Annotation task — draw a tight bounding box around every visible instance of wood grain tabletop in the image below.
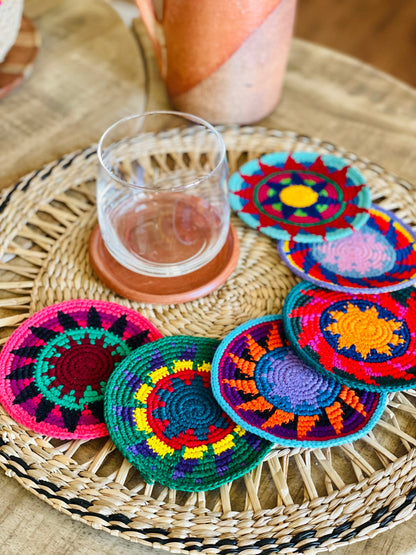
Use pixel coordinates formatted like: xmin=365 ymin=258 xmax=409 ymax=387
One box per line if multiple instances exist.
xmin=0 ymin=1 xmax=415 ymax=554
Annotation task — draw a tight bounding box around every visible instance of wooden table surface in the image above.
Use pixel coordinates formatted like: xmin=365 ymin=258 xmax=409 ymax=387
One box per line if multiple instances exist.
xmin=0 ymin=1 xmax=416 ymax=554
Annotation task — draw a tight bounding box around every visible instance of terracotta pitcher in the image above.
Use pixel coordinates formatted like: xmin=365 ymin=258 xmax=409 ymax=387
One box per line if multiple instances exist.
xmin=135 ymin=0 xmax=297 ymax=124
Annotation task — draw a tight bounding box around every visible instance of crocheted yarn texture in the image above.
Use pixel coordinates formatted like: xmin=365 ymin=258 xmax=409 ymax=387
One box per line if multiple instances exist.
xmin=0 ymin=300 xmax=162 ymax=439
xmin=104 ymin=336 xmax=272 ymax=492
xmin=229 ymin=152 xmax=370 ymax=242
xmin=283 ymin=282 xmax=416 ymax=392
xmin=278 ymin=205 xmax=416 ymax=293
xmin=211 ymin=315 xmax=386 ymax=447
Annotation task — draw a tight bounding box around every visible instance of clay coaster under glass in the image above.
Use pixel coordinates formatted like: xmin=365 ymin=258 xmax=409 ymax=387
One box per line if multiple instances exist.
xmin=278 ymin=205 xmax=416 ymax=293
xmin=283 ymin=282 xmax=416 ymax=392
xmin=89 ymin=224 xmax=240 ymax=304
xmin=0 ymin=16 xmax=40 ymax=99
xmin=104 ymin=336 xmax=271 ymax=492
xmin=0 ymin=300 xmax=162 ymax=439
xmin=229 ymin=152 xmax=370 ymax=243
xmin=211 ymin=315 xmax=386 ymax=447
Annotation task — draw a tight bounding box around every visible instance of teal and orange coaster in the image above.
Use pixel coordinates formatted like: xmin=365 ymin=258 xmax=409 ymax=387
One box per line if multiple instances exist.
xmin=229 ymin=152 xmax=370 ymax=243
xmin=104 ymin=336 xmax=272 ymax=492
xmin=211 ymin=315 xmax=386 ymax=448
xmin=283 ymin=282 xmax=416 ymax=392
xmin=278 ymin=205 xmax=416 ymax=293
xmin=0 ymin=300 xmax=162 ymax=439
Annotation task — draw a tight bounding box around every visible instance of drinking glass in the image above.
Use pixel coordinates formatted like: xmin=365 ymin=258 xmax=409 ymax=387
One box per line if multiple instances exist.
xmin=97 ymin=111 xmax=230 ymax=277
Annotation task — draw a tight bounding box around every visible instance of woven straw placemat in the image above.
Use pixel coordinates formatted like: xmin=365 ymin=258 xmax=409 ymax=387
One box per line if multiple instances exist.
xmin=0 ymin=127 xmax=416 ymax=554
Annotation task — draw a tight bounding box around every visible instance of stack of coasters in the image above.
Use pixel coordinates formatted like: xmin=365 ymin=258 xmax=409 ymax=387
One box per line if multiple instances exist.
xmin=0 ymin=300 xmax=162 ymax=439
xmin=211 ymin=315 xmax=386 ymax=447
xmin=278 ymin=205 xmax=416 ymax=293
xmin=283 ymin=282 xmax=416 ymax=392
xmin=229 ymin=152 xmax=370 ymax=243
xmin=104 ymin=336 xmax=271 ymax=492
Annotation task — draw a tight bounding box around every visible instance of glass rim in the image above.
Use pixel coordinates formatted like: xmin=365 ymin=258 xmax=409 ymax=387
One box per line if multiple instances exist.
xmin=97 ymin=110 xmax=227 ymax=191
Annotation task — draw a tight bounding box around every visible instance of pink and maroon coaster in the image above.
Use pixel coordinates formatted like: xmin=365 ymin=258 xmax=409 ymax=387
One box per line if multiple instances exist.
xmin=0 ymin=299 xmax=162 ymax=439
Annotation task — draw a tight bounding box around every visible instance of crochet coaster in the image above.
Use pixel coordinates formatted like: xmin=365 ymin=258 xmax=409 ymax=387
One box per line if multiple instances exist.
xmin=211 ymin=315 xmax=386 ymax=447
xmin=278 ymin=205 xmax=416 ymax=293
xmin=104 ymin=336 xmax=272 ymax=491
xmin=229 ymin=152 xmax=370 ymax=242
xmin=0 ymin=300 xmax=162 ymax=439
xmin=283 ymin=282 xmax=416 ymax=391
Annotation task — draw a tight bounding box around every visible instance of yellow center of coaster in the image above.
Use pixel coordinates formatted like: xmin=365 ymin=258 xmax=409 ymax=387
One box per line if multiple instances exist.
xmin=279 ymin=185 xmax=319 ymax=208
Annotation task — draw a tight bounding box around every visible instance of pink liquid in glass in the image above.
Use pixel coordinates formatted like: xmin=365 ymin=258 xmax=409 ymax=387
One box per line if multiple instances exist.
xmin=113 ymin=192 xmax=223 ymax=266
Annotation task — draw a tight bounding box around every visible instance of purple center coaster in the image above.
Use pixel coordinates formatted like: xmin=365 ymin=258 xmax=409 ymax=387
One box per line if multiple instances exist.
xmin=211 ymin=315 xmax=386 ymax=447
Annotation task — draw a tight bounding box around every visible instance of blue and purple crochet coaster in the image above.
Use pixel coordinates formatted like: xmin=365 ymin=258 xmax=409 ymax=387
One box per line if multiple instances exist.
xmin=211 ymin=315 xmax=386 ymax=447
xmin=104 ymin=336 xmax=271 ymax=492
xmin=229 ymin=152 xmax=370 ymax=243
xmin=283 ymin=282 xmax=416 ymax=392
xmin=278 ymin=205 xmax=416 ymax=293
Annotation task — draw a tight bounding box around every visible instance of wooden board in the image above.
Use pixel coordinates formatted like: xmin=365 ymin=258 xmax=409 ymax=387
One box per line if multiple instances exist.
xmin=295 ymin=0 xmax=416 ymax=88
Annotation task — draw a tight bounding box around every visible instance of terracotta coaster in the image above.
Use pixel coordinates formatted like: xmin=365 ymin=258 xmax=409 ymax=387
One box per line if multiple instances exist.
xmin=89 ymin=224 xmax=240 ymax=304
xmin=0 ymin=16 xmax=40 ymax=99
xmin=229 ymin=152 xmax=370 ymax=242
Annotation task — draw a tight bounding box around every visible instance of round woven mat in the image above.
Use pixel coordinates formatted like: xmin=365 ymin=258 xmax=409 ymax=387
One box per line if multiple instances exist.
xmin=0 ymin=127 xmax=416 ymax=554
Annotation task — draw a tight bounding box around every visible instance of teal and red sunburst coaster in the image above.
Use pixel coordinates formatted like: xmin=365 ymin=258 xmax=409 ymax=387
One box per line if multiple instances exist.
xmin=211 ymin=315 xmax=386 ymax=447
xmin=0 ymin=300 xmax=162 ymax=439
xmin=104 ymin=336 xmax=271 ymax=492
xmin=278 ymin=205 xmax=416 ymax=293
xmin=229 ymin=152 xmax=370 ymax=242
xmin=283 ymin=282 xmax=416 ymax=391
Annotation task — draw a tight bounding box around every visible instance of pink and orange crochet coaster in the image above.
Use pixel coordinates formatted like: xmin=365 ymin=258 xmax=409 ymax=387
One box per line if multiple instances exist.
xmin=211 ymin=315 xmax=386 ymax=447
xmin=0 ymin=299 xmax=162 ymax=439
xmin=283 ymin=282 xmax=416 ymax=392
xmin=104 ymin=336 xmax=272 ymax=492
xmin=278 ymin=205 xmax=416 ymax=293
xmin=229 ymin=152 xmax=371 ymax=243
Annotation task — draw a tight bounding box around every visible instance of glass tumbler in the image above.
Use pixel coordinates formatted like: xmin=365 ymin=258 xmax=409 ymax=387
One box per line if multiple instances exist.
xmin=97 ymin=111 xmax=230 ymax=277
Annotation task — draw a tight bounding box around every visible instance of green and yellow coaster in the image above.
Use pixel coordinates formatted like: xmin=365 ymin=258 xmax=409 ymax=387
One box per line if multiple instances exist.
xmin=104 ymin=336 xmax=272 ymax=491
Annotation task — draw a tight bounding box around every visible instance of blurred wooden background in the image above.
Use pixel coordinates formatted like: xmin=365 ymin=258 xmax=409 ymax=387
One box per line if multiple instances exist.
xmin=295 ymin=0 xmax=416 ymax=87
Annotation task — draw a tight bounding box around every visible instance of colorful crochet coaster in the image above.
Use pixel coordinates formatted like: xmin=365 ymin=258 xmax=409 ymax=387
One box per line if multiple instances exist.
xmin=104 ymin=336 xmax=272 ymax=492
xmin=229 ymin=152 xmax=370 ymax=242
xmin=211 ymin=315 xmax=386 ymax=447
xmin=0 ymin=300 xmax=162 ymax=439
xmin=278 ymin=205 xmax=416 ymax=293
xmin=283 ymin=282 xmax=416 ymax=392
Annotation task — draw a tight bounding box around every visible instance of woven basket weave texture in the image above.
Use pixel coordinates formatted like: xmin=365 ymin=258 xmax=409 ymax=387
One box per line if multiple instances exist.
xmin=0 ymin=127 xmax=416 ymax=554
